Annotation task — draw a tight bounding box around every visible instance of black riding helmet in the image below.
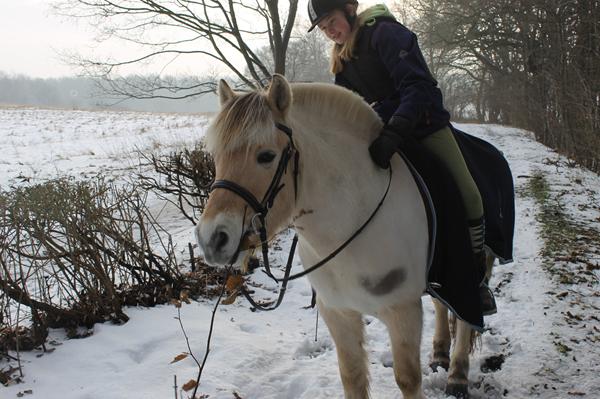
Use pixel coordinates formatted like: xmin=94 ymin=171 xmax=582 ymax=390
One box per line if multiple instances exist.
xmin=307 ymin=0 xmax=358 ymax=32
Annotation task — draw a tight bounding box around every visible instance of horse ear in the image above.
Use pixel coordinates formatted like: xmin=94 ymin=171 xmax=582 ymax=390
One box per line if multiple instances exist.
xmin=218 ymin=79 xmax=236 ymax=106
xmin=267 ymin=74 xmax=292 ymax=116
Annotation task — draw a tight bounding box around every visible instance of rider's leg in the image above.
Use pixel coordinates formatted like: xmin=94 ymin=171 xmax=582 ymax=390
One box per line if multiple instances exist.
xmin=420 ymin=126 xmax=497 ymax=315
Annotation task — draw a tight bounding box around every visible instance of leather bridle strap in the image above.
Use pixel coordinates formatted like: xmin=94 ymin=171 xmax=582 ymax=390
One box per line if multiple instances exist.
xmin=210 ymin=123 xmax=297 ymax=211
xmin=240 ymin=234 xmax=299 ymax=311
xmin=210 ymin=180 xmax=265 ymax=215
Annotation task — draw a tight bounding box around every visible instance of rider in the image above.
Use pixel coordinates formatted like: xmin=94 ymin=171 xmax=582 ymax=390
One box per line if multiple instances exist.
xmin=307 ymin=0 xmax=496 ymax=315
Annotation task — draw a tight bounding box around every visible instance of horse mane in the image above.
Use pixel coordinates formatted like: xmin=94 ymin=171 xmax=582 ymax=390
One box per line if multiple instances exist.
xmin=204 ymin=82 xmax=382 ymax=155
xmin=205 ymin=90 xmax=274 ymax=155
xmin=291 ymin=82 xmax=382 ymax=133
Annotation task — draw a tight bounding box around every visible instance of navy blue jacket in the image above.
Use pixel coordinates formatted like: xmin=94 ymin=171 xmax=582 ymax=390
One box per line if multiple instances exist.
xmin=335 ymin=18 xmax=450 ymax=138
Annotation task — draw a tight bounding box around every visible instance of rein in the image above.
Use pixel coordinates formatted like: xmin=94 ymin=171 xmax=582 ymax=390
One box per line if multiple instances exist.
xmin=210 ymin=122 xmax=392 ymax=311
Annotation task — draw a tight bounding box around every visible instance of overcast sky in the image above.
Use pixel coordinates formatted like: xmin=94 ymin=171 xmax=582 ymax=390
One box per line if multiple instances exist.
xmin=0 ymin=1 xmax=94 ymax=78
xmin=0 ymin=0 xmax=383 ymax=80
xmin=0 ymin=0 xmax=239 ymax=78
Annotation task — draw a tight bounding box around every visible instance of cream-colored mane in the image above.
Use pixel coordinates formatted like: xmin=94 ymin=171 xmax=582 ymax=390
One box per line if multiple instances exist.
xmin=204 ymin=82 xmax=382 ymax=155
xmin=290 ymin=82 xmax=382 ymax=134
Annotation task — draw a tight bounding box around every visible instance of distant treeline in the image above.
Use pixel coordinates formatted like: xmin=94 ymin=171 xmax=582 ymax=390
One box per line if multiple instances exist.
xmin=0 ymin=73 xmax=218 ymax=113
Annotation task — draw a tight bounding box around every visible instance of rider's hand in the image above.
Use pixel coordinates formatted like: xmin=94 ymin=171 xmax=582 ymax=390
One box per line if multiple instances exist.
xmin=369 ymin=128 xmax=404 ymax=169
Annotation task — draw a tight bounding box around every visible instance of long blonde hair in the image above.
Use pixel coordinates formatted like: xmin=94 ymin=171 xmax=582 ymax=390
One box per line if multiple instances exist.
xmin=330 ymin=3 xmax=395 ymax=74
xmin=330 ymin=3 xmax=362 ymax=74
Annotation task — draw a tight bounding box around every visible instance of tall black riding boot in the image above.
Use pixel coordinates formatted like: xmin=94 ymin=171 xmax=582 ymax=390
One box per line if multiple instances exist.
xmin=469 ymin=217 xmax=497 ymax=316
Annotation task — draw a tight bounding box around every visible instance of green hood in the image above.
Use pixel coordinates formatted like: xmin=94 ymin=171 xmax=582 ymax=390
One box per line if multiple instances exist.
xmin=358 ymin=4 xmax=396 ymax=27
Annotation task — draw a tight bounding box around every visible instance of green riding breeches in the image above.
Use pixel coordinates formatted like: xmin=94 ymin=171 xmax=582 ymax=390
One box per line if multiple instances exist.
xmin=420 ymin=126 xmax=484 ymax=221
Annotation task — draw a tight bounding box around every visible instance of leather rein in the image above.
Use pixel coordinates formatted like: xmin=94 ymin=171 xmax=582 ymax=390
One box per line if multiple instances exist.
xmin=210 ymin=122 xmax=392 ymax=311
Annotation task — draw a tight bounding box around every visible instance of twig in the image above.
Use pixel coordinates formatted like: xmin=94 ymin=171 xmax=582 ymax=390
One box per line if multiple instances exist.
xmin=191 ymin=270 xmax=229 ymax=399
xmin=188 ymin=243 xmax=195 ymax=272
xmin=176 ymin=308 xmax=202 ymax=369
xmin=314 ymin=309 xmax=319 ymax=343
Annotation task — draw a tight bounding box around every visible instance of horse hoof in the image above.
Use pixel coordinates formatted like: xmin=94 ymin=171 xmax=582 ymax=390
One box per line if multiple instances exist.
xmin=430 ymin=360 xmax=449 ymax=372
xmin=446 ymin=383 xmax=469 ymax=398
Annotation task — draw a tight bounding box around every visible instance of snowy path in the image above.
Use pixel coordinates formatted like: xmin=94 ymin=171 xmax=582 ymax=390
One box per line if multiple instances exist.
xmin=1 ymin=109 xmax=599 ymax=398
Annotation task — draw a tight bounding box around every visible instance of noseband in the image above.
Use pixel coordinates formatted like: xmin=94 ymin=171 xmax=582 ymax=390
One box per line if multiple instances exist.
xmin=210 ymin=122 xmax=392 ymax=311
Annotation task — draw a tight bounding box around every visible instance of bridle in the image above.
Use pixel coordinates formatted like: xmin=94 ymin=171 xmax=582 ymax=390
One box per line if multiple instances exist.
xmin=210 ymin=122 xmax=392 ymax=311
xmin=210 ymin=123 xmax=299 ymax=282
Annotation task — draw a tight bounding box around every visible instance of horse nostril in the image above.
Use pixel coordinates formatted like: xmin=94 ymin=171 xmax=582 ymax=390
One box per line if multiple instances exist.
xmin=215 ymin=230 xmax=229 ymax=251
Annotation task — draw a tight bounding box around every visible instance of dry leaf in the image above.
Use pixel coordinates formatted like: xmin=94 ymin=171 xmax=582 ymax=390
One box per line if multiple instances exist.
xmin=182 ymin=379 xmax=198 ymax=391
xmin=226 ymin=275 xmax=244 ymax=292
xmin=221 ymin=292 xmax=239 ymax=305
xmin=170 ymin=353 xmax=189 ymax=364
xmin=241 ymin=248 xmax=254 ymax=273
xmin=171 ymin=298 xmax=182 ymax=308
xmin=180 ymin=290 xmax=191 ymax=304
xmin=222 ymin=275 xmax=244 ymax=305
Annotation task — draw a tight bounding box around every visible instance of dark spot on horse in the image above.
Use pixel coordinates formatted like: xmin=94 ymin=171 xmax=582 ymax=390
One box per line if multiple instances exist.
xmin=360 ymin=268 xmax=406 ymax=296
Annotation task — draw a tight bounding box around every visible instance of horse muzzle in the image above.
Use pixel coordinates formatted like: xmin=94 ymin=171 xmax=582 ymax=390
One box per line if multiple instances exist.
xmin=195 ymin=214 xmax=240 ymax=266
xmin=195 ymin=213 xmax=260 ymax=267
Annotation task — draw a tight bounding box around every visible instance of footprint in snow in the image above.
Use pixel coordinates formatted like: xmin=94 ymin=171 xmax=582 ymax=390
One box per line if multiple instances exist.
xmin=293 ymin=338 xmax=333 ymax=359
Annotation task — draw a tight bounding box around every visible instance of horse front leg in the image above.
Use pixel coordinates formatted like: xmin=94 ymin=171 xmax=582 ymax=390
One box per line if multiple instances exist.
xmin=318 ymin=301 xmax=370 ymax=399
xmin=379 ymin=299 xmax=426 ymax=399
xmin=446 ymin=319 xmax=474 ymax=398
xmin=430 ymin=298 xmax=451 ymax=372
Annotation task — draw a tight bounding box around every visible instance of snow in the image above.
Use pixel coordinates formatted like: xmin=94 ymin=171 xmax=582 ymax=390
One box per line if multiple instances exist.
xmin=0 ymin=107 xmax=209 ymax=187
xmin=1 ymin=108 xmax=599 ymax=398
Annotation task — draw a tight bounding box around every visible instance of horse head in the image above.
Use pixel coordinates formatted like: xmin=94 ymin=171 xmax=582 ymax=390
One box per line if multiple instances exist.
xmin=196 ymin=75 xmax=298 ymax=267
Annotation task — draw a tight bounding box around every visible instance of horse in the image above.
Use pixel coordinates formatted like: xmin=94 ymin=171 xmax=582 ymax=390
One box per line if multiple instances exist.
xmin=195 ymin=74 xmax=488 ymax=399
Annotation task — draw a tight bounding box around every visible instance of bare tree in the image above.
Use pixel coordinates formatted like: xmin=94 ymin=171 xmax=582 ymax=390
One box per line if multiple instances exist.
xmin=252 ymin=28 xmax=332 ymax=83
xmin=411 ymin=0 xmax=600 ymax=172
xmin=53 ymin=0 xmax=300 ymax=99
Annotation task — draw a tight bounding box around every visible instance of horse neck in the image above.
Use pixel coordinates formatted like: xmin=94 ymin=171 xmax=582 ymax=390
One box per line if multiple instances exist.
xmin=289 ymin=108 xmax=388 ymax=248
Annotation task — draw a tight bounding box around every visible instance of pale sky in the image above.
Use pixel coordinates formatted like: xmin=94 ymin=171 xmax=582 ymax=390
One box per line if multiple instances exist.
xmin=0 ymin=0 xmax=97 ymax=78
xmin=0 ymin=0 xmax=246 ymax=78
xmin=0 ymin=0 xmax=383 ymax=79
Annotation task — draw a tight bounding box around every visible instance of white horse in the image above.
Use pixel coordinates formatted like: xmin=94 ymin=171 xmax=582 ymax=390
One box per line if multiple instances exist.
xmin=196 ymin=74 xmax=483 ymax=399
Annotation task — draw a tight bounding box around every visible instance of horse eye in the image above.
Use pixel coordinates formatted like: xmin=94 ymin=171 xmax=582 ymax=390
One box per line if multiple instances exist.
xmin=257 ymin=151 xmax=276 ymax=164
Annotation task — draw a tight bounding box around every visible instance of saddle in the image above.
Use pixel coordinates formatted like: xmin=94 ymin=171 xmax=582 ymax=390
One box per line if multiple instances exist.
xmin=400 ymin=125 xmax=515 ymax=330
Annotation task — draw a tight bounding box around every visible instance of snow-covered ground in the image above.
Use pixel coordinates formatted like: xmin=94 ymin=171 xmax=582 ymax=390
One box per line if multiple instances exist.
xmin=1 ymin=107 xmax=599 ymax=398
xmin=0 ymin=106 xmax=209 ymax=187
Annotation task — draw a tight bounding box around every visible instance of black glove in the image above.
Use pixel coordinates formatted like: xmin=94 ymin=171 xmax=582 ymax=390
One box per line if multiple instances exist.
xmin=369 ymin=128 xmax=404 ymax=169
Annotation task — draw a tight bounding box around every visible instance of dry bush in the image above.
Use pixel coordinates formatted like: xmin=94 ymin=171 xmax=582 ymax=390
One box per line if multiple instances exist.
xmin=138 ymin=144 xmax=215 ymax=224
xmin=0 ymin=178 xmax=223 ymax=369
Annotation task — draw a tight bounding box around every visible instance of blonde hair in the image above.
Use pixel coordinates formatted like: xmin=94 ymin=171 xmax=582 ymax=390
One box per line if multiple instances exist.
xmin=330 ymin=4 xmax=366 ymax=74
xmin=330 ymin=3 xmax=397 ymax=74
